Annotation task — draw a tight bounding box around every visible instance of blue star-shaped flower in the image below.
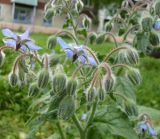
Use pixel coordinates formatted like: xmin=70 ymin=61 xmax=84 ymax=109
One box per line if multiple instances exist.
xmin=153 ymin=19 xmax=160 ymax=30
xmin=57 ymin=37 xmax=97 ymax=65
xmin=2 ymin=28 xmax=42 ymax=52
xmin=138 ymin=122 xmax=156 ymax=136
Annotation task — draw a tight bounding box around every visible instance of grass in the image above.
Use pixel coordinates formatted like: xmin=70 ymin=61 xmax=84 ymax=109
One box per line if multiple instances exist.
xmin=0 ymin=30 xmax=160 ymax=138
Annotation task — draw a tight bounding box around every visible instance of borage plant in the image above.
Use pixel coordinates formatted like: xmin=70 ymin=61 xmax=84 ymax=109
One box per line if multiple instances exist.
xmin=0 ymin=0 xmax=159 ymax=139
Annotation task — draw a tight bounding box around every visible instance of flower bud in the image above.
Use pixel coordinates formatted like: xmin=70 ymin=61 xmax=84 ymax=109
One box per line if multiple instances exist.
xmin=18 ymin=67 xmax=25 ymax=82
xmin=105 ymin=22 xmax=112 ymax=32
xmin=96 ymin=33 xmax=105 ymax=44
xmin=118 ymin=46 xmax=139 ymax=65
xmin=149 ymin=32 xmax=159 ymax=46
xmin=120 ymin=9 xmax=128 ymax=19
xmin=86 ymin=87 xmax=96 ymax=102
xmin=28 ymin=83 xmax=39 ymax=97
xmin=66 ymin=79 xmax=78 ymax=96
xmin=75 ymin=0 xmax=84 ymax=13
xmin=52 ymin=73 xmax=67 ymax=94
xmin=126 ymin=68 xmax=141 ymax=86
xmin=0 ymin=51 xmax=5 ymax=67
xmin=141 ymin=17 xmax=153 ymax=32
xmin=37 ymin=69 xmax=50 ymax=89
xmin=98 ymin=88 xmax=105 ymax=102
xmin=9 ymin=73 xmax=18 ymax=87
xmin=103 ymin=74 xmax=116 ymax=93
xmin=82 ymin=16 xmax=92 ymax=29
xmin=155 ymin=2 xmax=160 ymax=16
xmin=58 ymin=95 xmax=75 ymax=120
xmin=45 ymin=8 xmax=54 ymax=20
xmin=124 ymin=100 xmax=138 ymax=117
xmin=89 ymin=32 xmax=97 ymax=44
xmin=49 ymin=54 xmax=60 ymax=67
xmin=47 ymin=35 xmax=57 ymax=49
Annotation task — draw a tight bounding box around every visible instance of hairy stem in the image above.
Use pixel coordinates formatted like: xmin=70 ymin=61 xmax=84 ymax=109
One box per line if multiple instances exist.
xmin=72 ymin=114 xmax=85 ymax=139
xmin=56 ymin=121 xmax=66 ymax=139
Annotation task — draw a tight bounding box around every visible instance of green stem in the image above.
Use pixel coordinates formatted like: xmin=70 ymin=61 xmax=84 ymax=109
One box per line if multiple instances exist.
xmin=85 ymin=100 xmax=98 ymax=129
xmin=56 ymin=121 xmax=66 ymax=139
xmin=72 ymin=114 xmax=84 ymax=139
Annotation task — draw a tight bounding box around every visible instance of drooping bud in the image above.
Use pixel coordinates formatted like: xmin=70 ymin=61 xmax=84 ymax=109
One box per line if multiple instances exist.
xmin=105 ymin=22 xmax=112 ymax=32
xmin=37 ymin=69 xmax=50 ymax=89
xmin=0 ymin=51 xmax=5 ymax=67
xmin=141 ymin=17 xmax=153 ymax=32
xmin=126 ymin=68 xmax=141 ymax=86
xmin=85 ymin=87 xmax=97 ymax=102
xmin=124 ymin=100 xmax=138 ymax=117
xmin=45 ymin=8 xmax=54 ymax=20
xmin=98 ymin=88 xmax=105 ymax=102
xmin=82 ymin=16 xmax=92 ymax=29
xmin=118 ymin=46 xmax=139 ymax=65
xmin=75 ymin=0 xmax=84 ymax=13
xmin=96 ymin=33 xmax=106 ymax=44
xmin=58 ymin=95 xmax=75 ymax=120
xmin=155 ymin=2 xmax=160 ymax=16
xmin=9 ymin=72 xmax=18 ymax=87
xmin=66 ymin=78 xmax=78 ymax=96
xmin=89 ymin=32 xmax=97 ymax=44
xmin=49 ymin=54 xmax=60 ymax=67
xmin=47 ymin=35 xmax=57 ymax=49
xmin=28 ymin=83 xmax=39 ymax=97
xmin=103 ymin=74 xmax=116 ymax=93
xmin=18 ymin=67 xmax=25 ymax=82
xmin=52 ymin=73 xmax=67 ymax=94
xmin=149 ymin=32 xmax=159 ymax=46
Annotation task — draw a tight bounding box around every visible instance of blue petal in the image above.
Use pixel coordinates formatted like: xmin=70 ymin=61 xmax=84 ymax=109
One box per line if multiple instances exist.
xmin=65 ymin=50 xmax=74 ymax=58
xmin=21 ymin=45 xmax=28 ymax=52
xmin=148 ymin=127 xmax=156 ymax=136
xmin=2 ymin=29 xmax=17 ymax=39
xmin=26 ymin=42 xmax=42 ymax=51
xmin=4 ymin=39 xmax=16 ymax=47
xmin=88 ymin=56 xmax=97 ymax=65
xmin=78 ymin=55 xmax=86 ymax=64
xmin=57 ymin=37 xmax=70 ymax=49
xmin=154 ymin=20 xmax=160 ymax=30
xmin=138 ymin=123 xmax=148 ymax=130
xmin=20 ymin=28 xmax=30 ymax=40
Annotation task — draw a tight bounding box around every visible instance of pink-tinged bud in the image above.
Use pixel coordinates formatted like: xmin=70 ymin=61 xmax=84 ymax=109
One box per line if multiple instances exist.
xmin=126 ymin=68 xmax=141 ymax=86
xmin=58 ymin=95 xmax=75 ymax=120
xmin=37 ymin=69 xmax=50 ymax=89
xmin=103 ymin=74 xmax=116 ymax=93
xmin=9 ymin=72 xmax=18 ymax=87
xmin=0 ymin=51 xmax=5 ymax=67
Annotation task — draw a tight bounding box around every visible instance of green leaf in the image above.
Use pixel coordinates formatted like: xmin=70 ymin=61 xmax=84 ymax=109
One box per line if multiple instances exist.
xmin=138 ymin=106 xmax=160 ymax=121
xmin=114 ymin=77 xmax=136 ymax=102
xmin=133 ymin=32 xmax=151 ymax=54
xmin=87 ymin=105 xmax=139 ymax=139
